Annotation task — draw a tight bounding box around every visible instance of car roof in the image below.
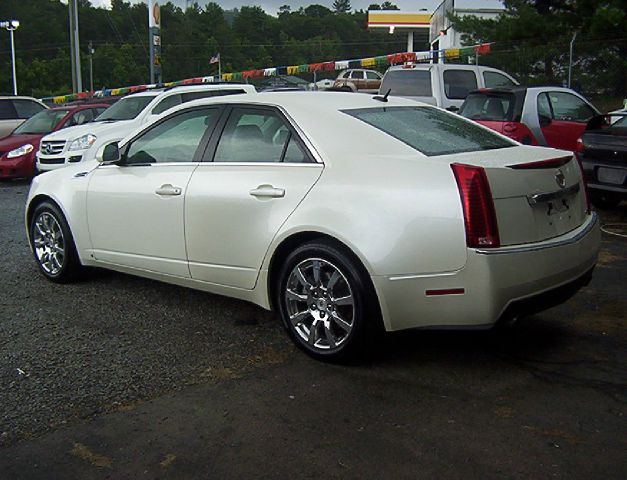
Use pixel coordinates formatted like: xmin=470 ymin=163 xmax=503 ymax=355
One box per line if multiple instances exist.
xmin=0 ymin=95 xmax=46 ymax=101
xmin=129 ymin=83 xmax=256 ymax=98
xmin=468 ymin=86 xmax=528 ymax=94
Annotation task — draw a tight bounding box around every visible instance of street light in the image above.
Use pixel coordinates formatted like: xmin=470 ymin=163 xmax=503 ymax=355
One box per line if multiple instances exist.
xmin=0 ymin=20 xmax=20 ymax=95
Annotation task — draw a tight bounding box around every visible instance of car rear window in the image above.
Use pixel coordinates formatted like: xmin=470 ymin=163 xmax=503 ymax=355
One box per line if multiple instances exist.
xmin=380 ymin=70 xmax=432 ymax=97
xmin=343 ymin=106 xmax=514 ymax=156
xmin=459 ymin=93 xmax=516 ymax=121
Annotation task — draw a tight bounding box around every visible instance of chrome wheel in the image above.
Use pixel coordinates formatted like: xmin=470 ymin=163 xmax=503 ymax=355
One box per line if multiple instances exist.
xmin=284 ymin=258 xmax=355 ymax=350
xmin=33 ymin=212 xmax=65 ymax=275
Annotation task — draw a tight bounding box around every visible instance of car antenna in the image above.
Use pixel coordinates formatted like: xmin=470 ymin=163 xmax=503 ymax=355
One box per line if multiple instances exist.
xmin=373 ymin=89 xmax=391 ymax=103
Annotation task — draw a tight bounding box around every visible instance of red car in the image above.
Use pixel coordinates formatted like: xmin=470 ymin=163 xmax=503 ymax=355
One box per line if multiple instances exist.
xmin=459 ymin=86 xmax=599 ymax=151
xmin=0 ymin=103 xmax=109 ymax=180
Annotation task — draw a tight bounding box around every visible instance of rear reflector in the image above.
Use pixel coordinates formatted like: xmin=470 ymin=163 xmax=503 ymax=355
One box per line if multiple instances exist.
xmin=509 ymin=156 xmax=572 ymax=169
xmin=451 ymin=163 xmax=500 ymax=248
xmin=426 ymin=288 xmax=465 ymax=296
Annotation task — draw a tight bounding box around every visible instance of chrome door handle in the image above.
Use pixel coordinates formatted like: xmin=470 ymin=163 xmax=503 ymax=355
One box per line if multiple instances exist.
xmin=155 ymin=184 xmax=182 ymax=196
xmin=249 ymin=185 xmax=285 ymax=198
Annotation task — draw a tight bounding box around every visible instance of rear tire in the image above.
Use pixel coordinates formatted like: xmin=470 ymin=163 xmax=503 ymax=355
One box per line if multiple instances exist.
xmin=30 ymin=201 xmax=84 ymax=283
xmin=591 ymin=191 xmax=621 ymax=210
xmin=276 ymin=240 xmax=380 ymax=361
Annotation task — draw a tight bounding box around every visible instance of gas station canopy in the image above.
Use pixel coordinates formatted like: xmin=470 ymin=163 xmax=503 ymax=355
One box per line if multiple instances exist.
xmin=367 ymin=11 xmax=432 ymax=52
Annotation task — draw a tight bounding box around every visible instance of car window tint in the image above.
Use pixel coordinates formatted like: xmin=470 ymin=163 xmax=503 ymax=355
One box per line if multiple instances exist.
xmin=443 ymin=70 xmax=478 ymax=100
xmin=12 ymin=100 xmax=45 ymax=119
xmin=214 ymin=108 xmax=292 ymax=163
xmin=283 ymin=136 xmax=308 ymax=163
xmin=152 ymin=94 xmax=182 ymax=115
xmin=182 ymin=90 xmax=245 ymax=103
xmin=94 ymin=107 xmax=108 ymax=117
xmin=547 ymin=92 xmax=595 ymax=122
xmin=537 ymin=92 xmax=552 ymax=120
xmin=0 ymin=100 xmax=18 ymax=119
xmin=380 ymin=70 xmax=432 ymax=97
xmin=459 ymin=93 xmax=515 ymax=121
xmin=13 ymin=109 xmax=69 ymax=134
xmin=68 ymin=109 xmax=94 ymax=127
xmin=350 ymin=70 xmax=364 ymax=79
xmin=366 ymin=71 xmax=380 ymax=80
xmin=483 ymin=71 xmax=515 ymax=88
xmin=344 ymin=106 xmax=514 ymax=156
xmin=125 ymin=108 xmax=218 ymax=165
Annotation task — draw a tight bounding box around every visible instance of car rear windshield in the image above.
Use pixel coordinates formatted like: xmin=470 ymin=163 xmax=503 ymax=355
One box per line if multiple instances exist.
xmin=96 ymin=95 xmax=156 ymax=121
xmin=344 ymin=106 xmax=514 ymax=156
xmin=459 ymin=93 xmax=516 ymax=121
xmin=380 ymin=70 xmax=432 ymax=97
xmin=13 ymin=109 xmax=70 ymax=134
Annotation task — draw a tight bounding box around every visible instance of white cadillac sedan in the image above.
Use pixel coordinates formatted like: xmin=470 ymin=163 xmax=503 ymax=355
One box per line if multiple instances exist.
xmin=25 ymin=92 xmax=600 ymax=360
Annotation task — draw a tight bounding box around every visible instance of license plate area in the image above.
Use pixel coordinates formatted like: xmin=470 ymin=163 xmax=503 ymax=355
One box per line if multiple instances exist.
xmin=597 ymin=167 xmax=626 ymax=185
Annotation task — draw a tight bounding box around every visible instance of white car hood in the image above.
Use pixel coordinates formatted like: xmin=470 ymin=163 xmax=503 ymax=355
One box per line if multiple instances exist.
xmin=42 ymin=119 xmax=134 ymax=142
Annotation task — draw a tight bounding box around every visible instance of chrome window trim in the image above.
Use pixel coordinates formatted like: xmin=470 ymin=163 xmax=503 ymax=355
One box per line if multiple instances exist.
xmin=475 ymin=212 xmax=598 ymax=255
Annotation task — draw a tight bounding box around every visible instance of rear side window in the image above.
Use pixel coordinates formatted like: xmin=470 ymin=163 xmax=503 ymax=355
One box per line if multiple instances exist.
xmin=380 ymin=70 xmax=432 ymax=97
xmin=0 ymin=100 xmax=17 ymax=120
xmin=443 ymin=70 xmax=478 ymax=100
xmin=152 ymin=94 xmax=182 ymax=115
xmin=350 ymin=71 xmax=365 ymax=79
xmin=483 ymin=72 xmax=515 ymax=88
xmin=344 ymin=106 xmax=514 ymax=156
xmin=13 ymin=100 xmax=45 ymax=119
xmin=459 ymin=93 xmax=516 ymax=121
xmin=366 ymin=71 xmax=381 ymax=80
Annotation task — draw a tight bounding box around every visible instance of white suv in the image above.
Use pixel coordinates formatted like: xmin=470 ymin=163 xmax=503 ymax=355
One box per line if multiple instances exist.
xmin=37 ymin=84 xmax=256 ymax=171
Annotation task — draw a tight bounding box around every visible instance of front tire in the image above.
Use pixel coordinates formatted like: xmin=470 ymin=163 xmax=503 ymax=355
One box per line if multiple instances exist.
xmin=277 ymin=240 xmax=379 ymax=361
xmin=30 ymin=201 xmax=83 ymax=283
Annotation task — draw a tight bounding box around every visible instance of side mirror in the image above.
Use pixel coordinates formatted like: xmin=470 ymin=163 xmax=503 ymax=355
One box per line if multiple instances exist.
xmin=98 ymin=142 xmax=121 ymax=165
xmin=539 ymin=114 xmax=552 ymax=127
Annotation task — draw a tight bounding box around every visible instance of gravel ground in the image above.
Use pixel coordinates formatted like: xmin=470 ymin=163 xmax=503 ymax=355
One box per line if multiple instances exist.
xmin=1 ymin=178 xmax=626 ymax=480
xmin=0 ymin=179 xmax=295 ymax=446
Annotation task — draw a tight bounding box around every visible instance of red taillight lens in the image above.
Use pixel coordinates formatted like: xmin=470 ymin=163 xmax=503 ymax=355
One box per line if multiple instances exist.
xmin=451 ymin=163 xmax=500 ymax=248
xmin=575 ymin=137 xmax=585 ymax=154
xmin=575 ymin=156 xmax=591 ymax=214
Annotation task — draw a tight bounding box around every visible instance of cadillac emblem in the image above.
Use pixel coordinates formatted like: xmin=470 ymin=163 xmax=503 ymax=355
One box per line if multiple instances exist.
xmin=555 ymin=169 xmax=566 ymax=189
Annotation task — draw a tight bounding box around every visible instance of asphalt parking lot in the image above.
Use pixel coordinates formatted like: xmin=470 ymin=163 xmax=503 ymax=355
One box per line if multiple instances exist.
xmin=0 ymin=179 xmax=626 ymax=479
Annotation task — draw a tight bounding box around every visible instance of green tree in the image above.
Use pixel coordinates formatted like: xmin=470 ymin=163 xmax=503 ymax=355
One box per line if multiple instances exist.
xmin=332 ymin=0 xmax=352 ymax=14
xmin=380 ymin=2 xmax=399 ymax=9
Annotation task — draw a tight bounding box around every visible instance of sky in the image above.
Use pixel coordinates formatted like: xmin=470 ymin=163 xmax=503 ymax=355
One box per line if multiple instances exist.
xmin=88 ymin=0 xmax=445 ymax=14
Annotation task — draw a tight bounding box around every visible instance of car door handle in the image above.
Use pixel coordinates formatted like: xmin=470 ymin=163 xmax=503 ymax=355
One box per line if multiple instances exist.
xmin=249 ymin=185 xmax=285 ymax=198
xmin=155 ymin=184 xmax=182 ymax=196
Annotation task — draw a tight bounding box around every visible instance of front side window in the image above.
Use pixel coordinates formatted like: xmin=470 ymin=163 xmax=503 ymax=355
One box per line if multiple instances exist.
xmin=380 ymin=70 xmax=432 ymax=97
xmin=443 ymin=70 xmax=478 ymax=100
xmin=537 ymin=92 xmax=552 ymax=122
xmin=213 ymin=107 xmax=309 ymax=163
xmin=14 ymin=109 xmax=69 ymax=134
xmin=547 ymin=91 xmax=596 ymax=122
xmin=13 ymin=100 xmax=46 ymax=119
xmin=366 ymin=71 xmax=381 ymax=80
xmin=483 ymin=71 xmax=515 ymax=88
xmin=344 ymin=106 xmax=514 ymax=156
xmin=350 ymin=70 xmax=365 ymax=80
xmin=96 ymin=95 xmax=156 ymax=121
xmin=125 ymin=108 xmax=219 ymax=165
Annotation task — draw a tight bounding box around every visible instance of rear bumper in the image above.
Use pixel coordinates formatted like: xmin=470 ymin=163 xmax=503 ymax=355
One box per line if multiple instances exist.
xmin=373 ymin=212 xmax=600 ymax=331
xmin=581 ymin=158 xmax=627 ymax=195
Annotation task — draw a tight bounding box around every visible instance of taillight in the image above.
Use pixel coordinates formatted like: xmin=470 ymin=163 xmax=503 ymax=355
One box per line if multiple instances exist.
xmin=575 ymin=156 xmax=591 ymax=214
xmin=451 ymin=163 xmax=500 ymax=248
xmin=575 ymin=137 xmax=585 ymax=154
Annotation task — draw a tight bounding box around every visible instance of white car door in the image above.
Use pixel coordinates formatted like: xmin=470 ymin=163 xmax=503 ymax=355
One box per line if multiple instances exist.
xmin=86 ymin=106 xmax=223 ymax=277
xmin=185 ymin=105 xmax=323 ymax=289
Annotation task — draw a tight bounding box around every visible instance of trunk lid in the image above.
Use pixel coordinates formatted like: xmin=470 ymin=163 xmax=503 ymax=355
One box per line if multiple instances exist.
xmin=446 ymin=146 xmax=588 ymax=246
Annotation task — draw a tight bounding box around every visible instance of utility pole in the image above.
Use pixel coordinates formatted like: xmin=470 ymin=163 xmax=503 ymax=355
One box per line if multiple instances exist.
xmin=568 ymin=31 xmax=578 ymax=89
xmin=88 ymin=41 xmax=94 ymax=92
xmin=0 ymin=20 xmax=20 ymax=95
xmin=68 ymin=0 xmax=83 ymax=93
